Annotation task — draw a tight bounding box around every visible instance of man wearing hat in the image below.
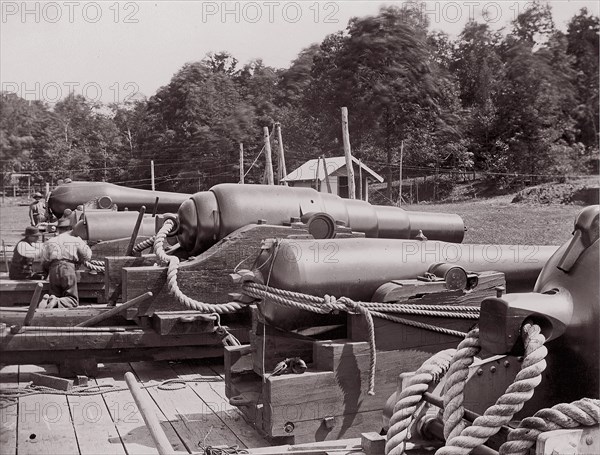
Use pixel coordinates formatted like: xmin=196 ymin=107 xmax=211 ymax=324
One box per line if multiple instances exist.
xmin=9 ymin=226 xmax=45 ymax=280
xmin=29 ymin=192 xmax=46 ymax=227
xmin=40 ymin=217 xmax=92 ymax=308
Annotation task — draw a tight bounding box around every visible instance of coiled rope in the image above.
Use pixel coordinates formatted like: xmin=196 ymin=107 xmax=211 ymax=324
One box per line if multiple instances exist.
xmin=154 ymin=220 xmax=244 ymax=314
xmin=84 ymin=259 xmax=105 ymax=273
xmin=132 ymin=235 xmax=156 ymax=254
xmin=441 ymin=328 xmax=482 ymax=441
xmin=435 ymin=322 xmax=548 ymax=455
xmin=385 ymin=349 xmax=456 ymax=455
xmin=499 ymin=398 xmax=600 ymax=455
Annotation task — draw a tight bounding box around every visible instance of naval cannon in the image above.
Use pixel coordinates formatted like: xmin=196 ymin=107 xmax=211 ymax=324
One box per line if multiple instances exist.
xmin=176 ymin=183 xmax=466 ymax=254
xmin=48 ymin=180 xmax=190 ymax=217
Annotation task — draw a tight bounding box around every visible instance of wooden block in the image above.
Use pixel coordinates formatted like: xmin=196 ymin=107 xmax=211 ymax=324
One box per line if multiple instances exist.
xmin=30 ymin=372 xmax=73 ymax=391
xmin=362 ymin=432 xmax=386 ymax=455
xmin=104 ymin=255 xmax=157 ymax=302
xmin=151 ymin=311 xmax=215 ymax=335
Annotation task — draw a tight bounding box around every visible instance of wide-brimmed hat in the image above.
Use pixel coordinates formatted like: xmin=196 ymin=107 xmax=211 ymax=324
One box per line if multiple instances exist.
xmin=57 ymin=218 xmax=72 ymax=228
xmin=23 ymin=226 xmax=41 ymax=237
xmin=33 ymin=192 xmax=43 ymax=199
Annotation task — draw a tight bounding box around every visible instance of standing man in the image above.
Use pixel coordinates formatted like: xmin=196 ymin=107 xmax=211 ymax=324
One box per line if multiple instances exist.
xmin=9 ymin=226 xmax=45 ymax=280
xmin=40 ymin=218 xmax=92 ymax=308
xmin=29 ymin=192 xmax=46 ymax=226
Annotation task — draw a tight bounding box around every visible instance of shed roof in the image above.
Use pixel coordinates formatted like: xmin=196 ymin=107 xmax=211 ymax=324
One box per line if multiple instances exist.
xmin=282 ymin=156 xmax=384 ymax=183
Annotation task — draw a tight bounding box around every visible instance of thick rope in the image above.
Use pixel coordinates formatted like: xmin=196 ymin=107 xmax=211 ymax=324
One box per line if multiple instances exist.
xmin=436 ymin=323 xmax=548 ymax=455
xmin=499 ymin=398 xmax=600 ymax=455
xmin=243 ymin=283 xmax=470 ymax=338
xmin=154 ymin=220 xmax=244 ymax=314
xmin=84 ymin=260 xmax=105 ymax=273
xmin=132 ymin=235 xmax=156 ymax=254
xmin=385 ymin=349 xmax=456 ymax=455
xmin=442 ymin=328 xmax=482 ymax=441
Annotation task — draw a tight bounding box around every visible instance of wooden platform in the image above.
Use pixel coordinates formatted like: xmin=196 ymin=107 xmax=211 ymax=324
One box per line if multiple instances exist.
xmin=0 ymin=360 xmax=271 ymax=454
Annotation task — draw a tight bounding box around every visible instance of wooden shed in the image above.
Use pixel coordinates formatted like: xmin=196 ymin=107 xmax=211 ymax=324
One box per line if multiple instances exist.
xmin=282 ymin=156 xmax=384 ymax=201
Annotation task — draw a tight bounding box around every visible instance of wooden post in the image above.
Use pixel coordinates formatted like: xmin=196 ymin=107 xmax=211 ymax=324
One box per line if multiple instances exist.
xmin=239 ymin=143 xmax=244 ymax=184
xmin=124 ymin=372 xmax=176 ymax=455
xmin=275 ymin=123 xmax=288 ymax=185
xmin=150 ymin=160 xmax=155 ymax=191
xmin=125 ymin=206 xmax=146 ymax=256
xmin=263 ymin=127 xmax=274 ymax=185
xmin=398 ymin=140 xmax=404 ymax=205
xmin=23 ymin=283 xmax=43 ymax=327
xmin=315 ymin=156 xmax=321 ymax=191
xmin=322 ymin=156 xmax=332 ymax=193
xmin=358 ymin=159 xmax=363 ymax=201
xmin=341 ymin=107 xmax=356 ymax=199
xmin=76 ymin=292 xmax=153 ymax=327
xmin=152 ymin=197 xmax=160 ymax=217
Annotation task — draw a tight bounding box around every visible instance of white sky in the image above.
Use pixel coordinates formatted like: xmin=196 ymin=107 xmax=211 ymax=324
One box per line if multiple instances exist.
xmin=1 ymin=1 xmax=598 ymax=104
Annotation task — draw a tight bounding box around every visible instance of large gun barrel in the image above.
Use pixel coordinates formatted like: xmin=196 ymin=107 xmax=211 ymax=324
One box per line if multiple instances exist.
xmin=177 ymin=184 xmax=466 ymax=254
xmin=48 ymin=181 xmax=190 ymax=217
xmin=71 ymin=211 xmax=157 ymax=242
xmin=255 ymin=238 xmax=559 ymax=330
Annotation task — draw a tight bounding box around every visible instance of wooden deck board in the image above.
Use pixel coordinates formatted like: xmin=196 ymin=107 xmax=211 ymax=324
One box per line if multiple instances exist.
xmin=16 ymin=365 xmax=80 ymax=455
xmin=92 ymin=362 xmax=186 ymax=455
xmin=171 ymin=361 xmax=269 ymax=449
xmin=129 ymin=361 xmax=247 ymax=452
xmin=0 ymin=365 xmax=20 ymax=455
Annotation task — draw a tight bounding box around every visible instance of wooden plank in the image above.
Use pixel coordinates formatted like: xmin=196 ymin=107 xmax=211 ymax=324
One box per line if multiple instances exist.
xmin=17 ymin=364 xmax=80 ymax=455
xmin=93 ymin=363 xmax=186 ymax=455
xmin=0 ymin=365 xmax=19 ymax=455
xmin=129 ymin=361 xmax=244 ymax=451
xmin=0 ymin=307 xmax=110 ymax=328
xmin=171 ymin=361 xmax=270 ymax=448
xmin=66 ymin=383 xmax=127 ymax=455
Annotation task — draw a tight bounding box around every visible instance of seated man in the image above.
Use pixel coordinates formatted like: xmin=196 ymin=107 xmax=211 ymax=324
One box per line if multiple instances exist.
xmin=9 ymin=226 xmax=45 ymax=280
xmin=40 ymin=218 xmax=92 ymax=308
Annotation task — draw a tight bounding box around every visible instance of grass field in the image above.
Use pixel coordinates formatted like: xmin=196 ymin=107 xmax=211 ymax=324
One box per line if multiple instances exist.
xmin=404 ymin=198 xmax=583 ymax=245
xmin=0 ymin=196 xmax=585 ymax=248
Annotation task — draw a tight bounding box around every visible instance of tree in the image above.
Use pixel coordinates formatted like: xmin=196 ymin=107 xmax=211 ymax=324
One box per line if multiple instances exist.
xmin=566 ymin=8 xmax=599 ymax=149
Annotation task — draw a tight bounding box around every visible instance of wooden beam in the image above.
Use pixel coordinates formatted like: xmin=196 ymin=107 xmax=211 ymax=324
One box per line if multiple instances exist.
xmin=341 ymin=107 xmax=356 ymax=199
xmin=125 ymin=371 xmax=176 ymax=455
xmin=322 ymin=156 xmax=332 ymax=193
xmin=75 ymin=291 xmax=153 ymax=327
xmin=239 ymin=143 xmax=244 ymax=184
xmin=23 ymin=282 xmax=43 ymax=326
xmin=126 ymin=206 xmax=146 ymax=256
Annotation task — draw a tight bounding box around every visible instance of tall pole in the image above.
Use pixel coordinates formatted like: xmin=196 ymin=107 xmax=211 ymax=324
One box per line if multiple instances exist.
xmin=150 ymin=160 xmax=155 ymax=191
xmin=239 ymin=143 xmax=244 ymax=184
xmin=315 ymin=156 xmax=321 ymax=191
xmin=322 ymin=156 xmax=332 ymax=194
xmin=398 ymin=140 xmax=404 ymax=205
xmin=341 ymin=107 xmax=356 ymax=199
xmin=358 ymin=159 xmax=363 ymax=201
xmin=263 ymin=127 xmax=274 ymax=185
xmin=275 ymin=123 xmax=288 ymax=185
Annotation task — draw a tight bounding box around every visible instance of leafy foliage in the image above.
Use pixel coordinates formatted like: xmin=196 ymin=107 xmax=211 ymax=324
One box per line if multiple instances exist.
xmin=1 ymin=4 xmax=597 ymax=198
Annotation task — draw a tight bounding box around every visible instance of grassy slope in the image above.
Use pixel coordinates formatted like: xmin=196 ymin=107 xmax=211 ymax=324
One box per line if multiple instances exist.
xmin=404 ymin=197 xmax=582 ymax=245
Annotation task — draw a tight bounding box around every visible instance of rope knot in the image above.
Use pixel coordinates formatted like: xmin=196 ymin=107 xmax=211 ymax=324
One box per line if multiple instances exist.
xmin=322 ymin=295 xmax=337 ymax=313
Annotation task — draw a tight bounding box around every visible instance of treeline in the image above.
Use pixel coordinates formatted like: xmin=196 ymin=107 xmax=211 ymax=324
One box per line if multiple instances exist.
xmin=1 ymin=3 xmax=598 ymax=199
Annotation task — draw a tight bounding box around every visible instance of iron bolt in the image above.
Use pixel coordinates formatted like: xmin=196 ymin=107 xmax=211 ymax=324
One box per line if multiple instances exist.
xmin=517 ymin=356 xmax=524 ymax=362
xmin=586 ymin=436 xmax=593 ymax=445
xmin=283 ymin=422 xmax=294 ymax=433
xmin=503 ymin=360 xmax=510 ymax=367
xmin=490 ymin=366 xmax=497 ymax=373
xmin=476 ymin=368 xmax=483 ymax=375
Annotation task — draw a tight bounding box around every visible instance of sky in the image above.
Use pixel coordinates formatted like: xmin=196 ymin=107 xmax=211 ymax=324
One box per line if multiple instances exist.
xmin=1 ymin=1 xmax=598 ymax=104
